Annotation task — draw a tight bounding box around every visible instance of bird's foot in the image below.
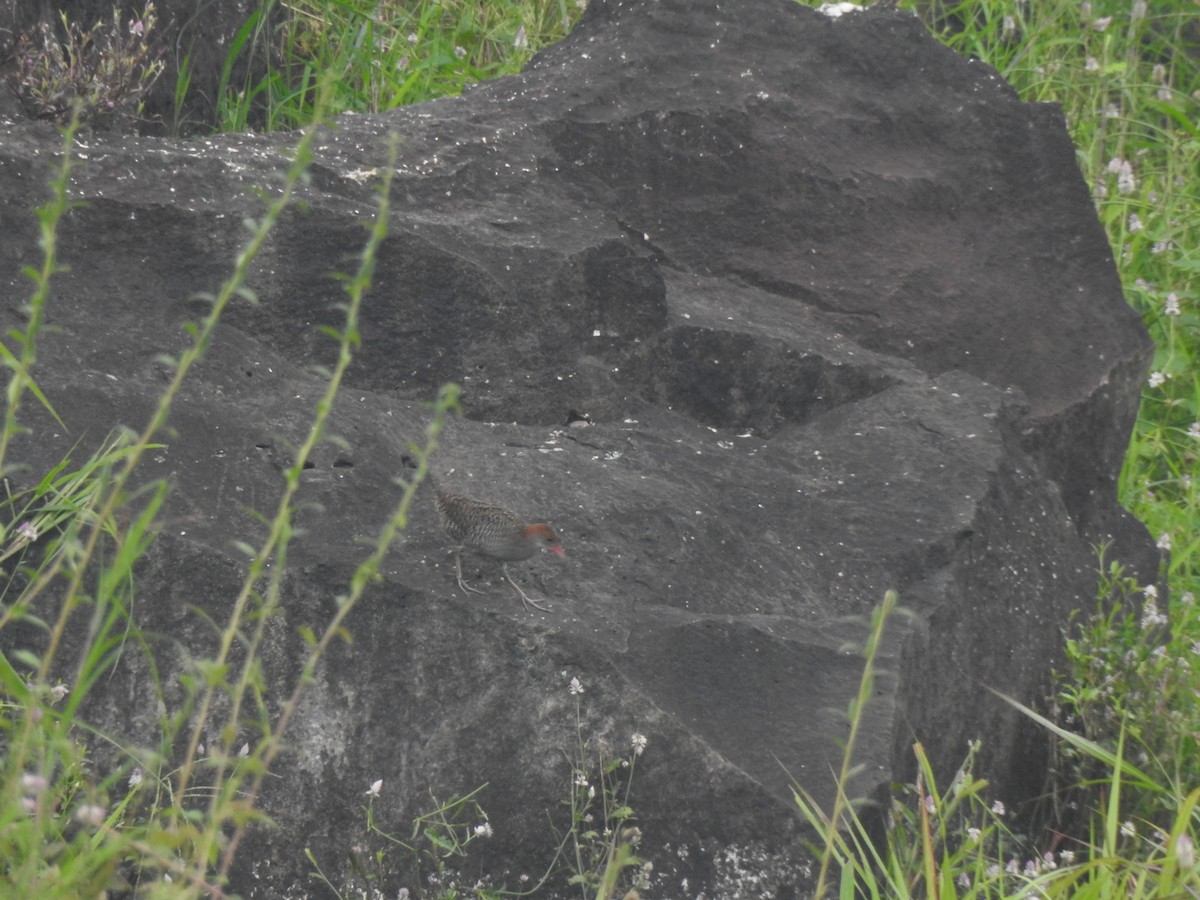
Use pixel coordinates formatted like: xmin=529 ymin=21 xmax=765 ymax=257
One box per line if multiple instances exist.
xmin=456 ymin=578 xmax=485 ymax=596
xmin=503 ymin=566 xmax=551 ymax=612
xmin=453 ymin=550 xmax=485 ymax=596
xmin=522 ymin=594 xmax=552 ymax=612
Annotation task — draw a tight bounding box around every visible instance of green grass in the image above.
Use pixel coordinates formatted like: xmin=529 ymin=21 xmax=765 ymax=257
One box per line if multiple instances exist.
xmin=796 ymin=590 xmax=1200 ymax=898
xmin=1 ymin=0 xmax=1197 ymax=896
xmin=203 ymin=0 xmax=583 ymax=133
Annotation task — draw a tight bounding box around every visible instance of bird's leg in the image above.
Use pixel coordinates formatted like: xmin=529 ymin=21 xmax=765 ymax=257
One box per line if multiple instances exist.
xmin=454 ymin=548 xmax=484 ymax=596
xmin=502 ymin=563 xmax=551 ymax=612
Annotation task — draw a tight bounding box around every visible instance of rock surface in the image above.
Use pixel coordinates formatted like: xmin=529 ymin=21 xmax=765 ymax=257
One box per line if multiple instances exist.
xmin=0 ymin=0 xmax=1155 ymax=896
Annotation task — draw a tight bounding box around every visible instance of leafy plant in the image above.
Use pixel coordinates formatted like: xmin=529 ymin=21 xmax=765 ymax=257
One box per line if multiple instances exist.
xmin=308 ymin=783 xmax=500 ymax=899
xmin=556 ymin=676 xmax=649 ymax=900
xmin=5 ymin=3 xmax=166 ymax=128
xmin=793 ymin=590 xmax=1200 ymax=899
xmin=1050 ymin=548 xmax=1200 ymax=842
xmin=305 ymin=675 xmax=651 ymax=899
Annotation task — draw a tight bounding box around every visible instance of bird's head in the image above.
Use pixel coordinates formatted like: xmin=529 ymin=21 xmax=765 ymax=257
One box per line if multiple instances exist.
xmin=525 ymin=523 xmax=565 ymax=557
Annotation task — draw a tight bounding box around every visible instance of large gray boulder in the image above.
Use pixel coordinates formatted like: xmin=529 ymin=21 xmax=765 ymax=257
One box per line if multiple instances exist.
xmin=0 ymin=0 xmax=1154 ymax=896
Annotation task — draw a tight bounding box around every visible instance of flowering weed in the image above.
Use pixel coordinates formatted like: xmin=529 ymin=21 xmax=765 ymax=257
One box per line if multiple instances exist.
xmin=304 ymin=677 xmax=651 ymax=898
xmin=5 ymin=3 xmax=165 ymax=128
xmin=556 ymin=675 xmax=650 ymax=899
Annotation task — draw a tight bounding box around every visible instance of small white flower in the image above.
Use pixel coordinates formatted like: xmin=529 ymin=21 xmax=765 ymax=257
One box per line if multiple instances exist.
xmin=1144 ymin=584 xmax=1158 ymax=600
xmin=128 ymin=767 xmax=144 ymax=789
xmin=574 ymin=772 xmax=589 ymax=789
xmin=1158 ymin=86 xmax=1172 ymax=101
xmin=238 ymin=743 xmax=250 ymax=759
xmin=967 ymin=826 xmax=982 ymax=842
xmin=631 ymin=733 xmax=648 ymax=755
xmin=991 ymin=800 xmax=1006 ymax=817
xmin=1152 ymin=63 xmax=1167 ymax=83
xmin=568 ymin=676 xmax=584 ymax=695
xmin=1176 ymin=833 xmax=1196 ymax=868
xmin=1006 ymin=857 xmax=1019 ymax=874
xmin=957 ymin=872 xmax=971 ymax=889
xmin=1165 ymin=292 xmax=1181 ymax=315
xmin=1189 ymin=422 xmax=1200 ymax=440
xmin=1148 ymin=371 xmax=1166 ymax=388
xmin=366 ymin=779 xmax=382 ymax=798
xmin=1157 ymin=533 xmax=1172 ymax=551
xmin=454 ymin=45 xmax=467 ymax=60
xmin=1092 ymin=16 xmax=1112 ymax=31
xmin=49 ymin=683 xmax=69 ymax=704
xmin=1117 ymin=160 xmax=1136 ymax=195
xmin=21 ymin=773 xmax=48 ymax=793
xmin=407 ymin=33 xmax=418 ymax=45
xmin=16 ymin=521 xmax=38 ymax=542
xmin=75 ymin=804 xmax=107 ymax=827
xmin=1140 ymin=599 xmax=1166 ymax=627
xmin=1121 ymin=819 xmax=1137 ymax=838
xmin=1128 ymin=213 xmax=1142 ymax=232
xmin=474 ymin=822 xmax=493 ymax=838
xmin=1084 ymin=56 xmax=1099 ymax=72
xmin=1059 ymin=849 xmax=1076 ymax=864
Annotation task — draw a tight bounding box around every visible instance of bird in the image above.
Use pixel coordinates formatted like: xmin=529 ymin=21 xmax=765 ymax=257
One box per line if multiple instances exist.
xmin=433 ymin=485 xmax=565 ymax=612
